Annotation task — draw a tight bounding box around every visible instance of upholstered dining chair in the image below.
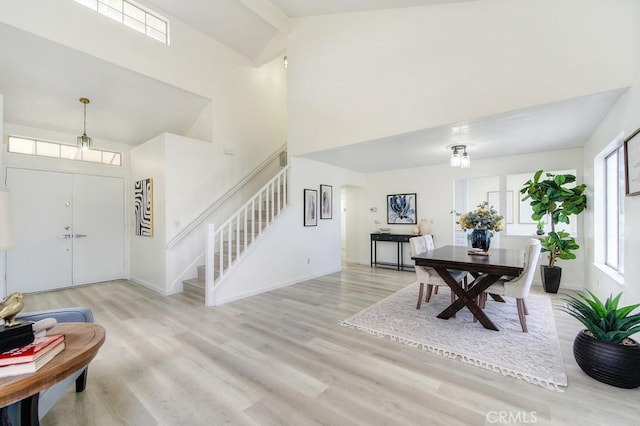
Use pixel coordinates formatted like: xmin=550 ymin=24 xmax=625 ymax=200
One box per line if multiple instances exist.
xmin=478 ymin=238 xmax=542 ymax=332
xmin=409 ymin=235 xmax=468 ymax=309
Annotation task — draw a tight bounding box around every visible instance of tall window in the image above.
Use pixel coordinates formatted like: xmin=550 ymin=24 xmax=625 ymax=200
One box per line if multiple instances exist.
xmin=604 ymin=146 xmax=624 ymax=273
xmin=74 ymin=0 xmax=169 ymax=45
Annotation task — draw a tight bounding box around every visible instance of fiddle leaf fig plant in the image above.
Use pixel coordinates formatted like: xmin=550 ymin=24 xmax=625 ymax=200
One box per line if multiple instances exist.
xmin=520 ymin=170 xmax=587 ymax=267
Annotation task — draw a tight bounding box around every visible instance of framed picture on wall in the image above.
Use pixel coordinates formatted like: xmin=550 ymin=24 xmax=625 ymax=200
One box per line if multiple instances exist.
xmin=625 ymin=127 xmax=640 ymax=196
xmin=487 ymin=190 xmax=514 ymax=224
xmin=320 ymin=184 xmax=332 ymax=219
xmin=134 ymin=178 xmax=153 ymax=237
xmin=304 ymin=189 xmax=318 ymax=226
xmin=386 ymin=193 xmax=417 ymax=224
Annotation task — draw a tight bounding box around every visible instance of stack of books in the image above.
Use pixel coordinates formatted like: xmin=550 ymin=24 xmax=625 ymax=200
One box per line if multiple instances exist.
xmin=0 ymin=322 xmax=35 ymax=353
xmin=0 ymin=334 xmax=66 ymax=378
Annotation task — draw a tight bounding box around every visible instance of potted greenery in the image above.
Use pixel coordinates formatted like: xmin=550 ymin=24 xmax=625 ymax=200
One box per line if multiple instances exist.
xmin=563 ymin=291 xmax=640 ymax=388
xmin=520 ymin=170 xmax=587 ymax=293
xmin=456 ymin=201 xmax=504 ymax=251
xmin=536 ymin=220 xmax=545 ymax=235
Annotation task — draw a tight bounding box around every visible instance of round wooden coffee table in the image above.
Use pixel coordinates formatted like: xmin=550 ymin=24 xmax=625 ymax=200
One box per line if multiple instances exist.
xmin=0 ymin=323 xmax=105 ymax=425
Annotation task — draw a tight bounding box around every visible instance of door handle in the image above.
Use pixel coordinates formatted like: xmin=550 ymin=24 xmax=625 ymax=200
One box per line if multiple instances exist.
xmin=74 ymin=234 xmax=87 ymax=238
xmin=57 ymin=234 xmax=72 ymax=239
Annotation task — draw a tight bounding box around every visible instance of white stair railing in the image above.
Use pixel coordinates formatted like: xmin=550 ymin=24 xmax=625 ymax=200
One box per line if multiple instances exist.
xmin=205 ymin=166 xmax=289 ymax=306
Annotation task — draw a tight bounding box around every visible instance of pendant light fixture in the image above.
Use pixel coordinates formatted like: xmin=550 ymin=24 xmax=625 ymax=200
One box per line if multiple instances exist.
xmin=450 ymin=145 xmax=471 ymax=168
xmin=77 ymin=97 xmax=92 ymax=152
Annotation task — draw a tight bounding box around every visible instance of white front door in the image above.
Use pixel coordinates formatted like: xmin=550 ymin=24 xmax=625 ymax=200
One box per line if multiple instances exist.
xmin=72 ymin=174 xmax=125 ymax=285
xmin=6 ymin=168 xmax=125 ymax=293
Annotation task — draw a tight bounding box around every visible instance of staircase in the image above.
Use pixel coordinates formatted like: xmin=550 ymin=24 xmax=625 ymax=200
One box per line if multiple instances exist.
xmin=182 ymin=166 xmax=289 ymax=304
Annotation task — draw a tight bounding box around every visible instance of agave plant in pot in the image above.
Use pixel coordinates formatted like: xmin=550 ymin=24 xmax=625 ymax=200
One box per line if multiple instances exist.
xmin=520 ymin=170 xmax=587 ymax=293
xmin=563 ymin=291 xmax=640 ymax=388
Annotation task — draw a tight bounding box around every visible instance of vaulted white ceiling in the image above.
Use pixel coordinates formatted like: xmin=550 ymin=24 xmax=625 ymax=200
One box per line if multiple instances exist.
xmin=0 ymin=1 xmax=624 ymax=173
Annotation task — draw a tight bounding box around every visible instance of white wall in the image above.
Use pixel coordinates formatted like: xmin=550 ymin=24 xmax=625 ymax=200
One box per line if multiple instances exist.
xmin=346 ymin=149 xmax=585 ymax=290
xmin=583 ymin=1 xmax=640 ymax=305
xmin=0 ymin=2 xmax=287 ymax=295
xmin=214 ymin=157 xmax=364 ymax=304
xmin=287 ymin=0 xmax=632 ymax=157
xmin=0 ymin=0 xmax=287 ymax=193
xmin=129 ymin=135 xmax=167 ymax=293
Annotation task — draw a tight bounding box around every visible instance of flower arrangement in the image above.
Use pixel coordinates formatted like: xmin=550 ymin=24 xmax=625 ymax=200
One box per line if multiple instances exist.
xmin=457 ymin=201 xmax=504 ymax=235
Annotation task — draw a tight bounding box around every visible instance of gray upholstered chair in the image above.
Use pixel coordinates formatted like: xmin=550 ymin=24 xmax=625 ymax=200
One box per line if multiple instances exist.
xmin=5 ymin=307 xmax=94 ymax=425
xmin=479 ymin=239 xmax=542 ymax=332
xmin=409 ymin=235 xmax=468 ymax=309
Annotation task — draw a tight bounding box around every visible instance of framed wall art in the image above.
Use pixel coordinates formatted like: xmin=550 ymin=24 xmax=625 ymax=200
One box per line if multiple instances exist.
xmin=625 ymin=127 xmax=640 ymax=196
xmin=487 ymin=190 xmax=514 ymax=224
xmin=387 ymin=193 xmax=417 ymax=224
xmin=134 ymin=178 xmax=153 ymax=237
xmin=320 ymin=184 xmax=332 ymax=219
xmin=304 ymin=188 xmax=318 ymax=226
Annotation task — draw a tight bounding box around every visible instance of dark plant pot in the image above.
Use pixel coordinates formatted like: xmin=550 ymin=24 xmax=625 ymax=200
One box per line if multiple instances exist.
xmin=536 ymin=229 xmax=545 ymax=235
xmin=573 ymin=330 xmax=640 ymax=388
xmin=540 ymin=265 xmax=561 ymax=293
xmin=471 ymin=229 xmax=491 ymax=251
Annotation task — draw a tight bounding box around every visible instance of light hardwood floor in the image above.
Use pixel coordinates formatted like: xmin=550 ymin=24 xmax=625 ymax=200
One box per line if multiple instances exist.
xmin=22 ymin=264 xmax=638 ymax=425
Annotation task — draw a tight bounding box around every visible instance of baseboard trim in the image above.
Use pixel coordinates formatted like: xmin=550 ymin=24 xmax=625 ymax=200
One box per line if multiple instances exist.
xmin=214 ymin=267 xmax=342 ymax=306
xmin=128 ymin=276 xmax=181 ymax=296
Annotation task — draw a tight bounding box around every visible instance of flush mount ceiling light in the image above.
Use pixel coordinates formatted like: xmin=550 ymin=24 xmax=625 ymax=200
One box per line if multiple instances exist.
xmin=77 ymin=97 xmax=92 ymax=152
xmin=450 ymin=145 xmax=471 ymax=168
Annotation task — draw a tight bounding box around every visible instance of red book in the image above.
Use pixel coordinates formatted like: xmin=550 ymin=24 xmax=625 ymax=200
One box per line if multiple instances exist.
xmin=0 ymin=334 xmax=65 ymax=367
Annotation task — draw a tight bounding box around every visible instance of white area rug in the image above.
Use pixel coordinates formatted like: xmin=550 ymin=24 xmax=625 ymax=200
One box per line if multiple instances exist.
xmin=339 ymin=282 xmax=567 ymax=391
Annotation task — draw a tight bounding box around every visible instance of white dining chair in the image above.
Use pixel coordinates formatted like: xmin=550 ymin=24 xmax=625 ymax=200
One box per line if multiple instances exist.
xmin=409 ymin=235 xmax=468 ymax=309
xmin=479 ymin=238 xmax=542 ymax=332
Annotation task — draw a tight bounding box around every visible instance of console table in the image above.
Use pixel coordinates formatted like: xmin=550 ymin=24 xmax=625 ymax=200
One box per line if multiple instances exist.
xmin=370 ymin=233 xmax=417 ymax=271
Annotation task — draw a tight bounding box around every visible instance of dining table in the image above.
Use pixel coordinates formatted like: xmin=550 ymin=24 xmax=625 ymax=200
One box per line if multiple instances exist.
xmin=411 ymin=245 xmax=524 ymax=331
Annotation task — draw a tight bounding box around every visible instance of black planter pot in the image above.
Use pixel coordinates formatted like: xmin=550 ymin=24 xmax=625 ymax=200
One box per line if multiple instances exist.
xmin=540 ymin=265 xmax=561 ymax=293
xmin=573 ymin=330 xmax=640 ymax=388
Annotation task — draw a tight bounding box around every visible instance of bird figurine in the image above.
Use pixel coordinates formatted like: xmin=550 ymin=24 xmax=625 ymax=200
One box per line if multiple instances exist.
xmin=0 ymin=292 xmax=25 ymax=327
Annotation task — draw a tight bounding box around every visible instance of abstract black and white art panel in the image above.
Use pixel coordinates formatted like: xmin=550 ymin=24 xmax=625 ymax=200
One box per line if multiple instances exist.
xmin=134 ymin=178 xmax=153 ymax=237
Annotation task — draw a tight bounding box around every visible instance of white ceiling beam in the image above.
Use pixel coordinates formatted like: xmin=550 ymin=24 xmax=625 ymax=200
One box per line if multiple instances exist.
xmin=237 ymin=0 xmax=291 ymax=33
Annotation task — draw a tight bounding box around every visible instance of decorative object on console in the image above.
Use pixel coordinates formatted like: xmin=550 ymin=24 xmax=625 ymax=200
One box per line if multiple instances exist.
xmin=320 ymin=184 xmax=332 ymax=219
xmin=412 ymin=226 xmax=420 ymax=235
xmin=303 ymin=189 xmax=317 ymax=227
xmin=134 ymin=178 xmax=154 ymax=237
xmin=456 ymin=201 xmax=504 ymax=251
xmin=624 ymin=126 xmax=640 ymax=196
xmin=387 ymin=193 xmax=417 ymax=224
xmin=418 ymin=218 xmax=430 ymax=235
